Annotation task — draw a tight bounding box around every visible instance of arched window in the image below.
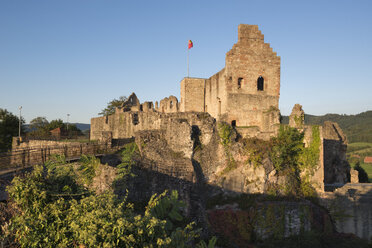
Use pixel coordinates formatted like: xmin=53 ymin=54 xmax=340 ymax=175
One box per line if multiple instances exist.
xmin=257 ymin=76 xmax=264 ymax=91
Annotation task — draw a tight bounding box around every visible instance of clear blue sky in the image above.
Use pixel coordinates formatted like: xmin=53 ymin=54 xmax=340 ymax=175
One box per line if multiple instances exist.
xmin=1 ymin=0 xmax=371 ymax=124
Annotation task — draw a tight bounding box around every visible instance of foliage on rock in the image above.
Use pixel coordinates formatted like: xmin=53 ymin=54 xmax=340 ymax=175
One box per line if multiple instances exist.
xmin=243 ymin=138 xmax=272 ymax=168
xmin=242 ymin=125 xmax=321 ymax=197
xmin=217 ymin=122 xmax=236 ymax=173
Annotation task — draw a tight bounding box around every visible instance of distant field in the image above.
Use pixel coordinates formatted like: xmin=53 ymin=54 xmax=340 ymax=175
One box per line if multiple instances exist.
xmin=347 ymin=142 xmax=372 ymax=182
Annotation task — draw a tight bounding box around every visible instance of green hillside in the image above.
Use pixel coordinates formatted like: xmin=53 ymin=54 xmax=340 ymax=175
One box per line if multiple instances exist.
xmin=282 ymin=111 xmax=372 ymax=143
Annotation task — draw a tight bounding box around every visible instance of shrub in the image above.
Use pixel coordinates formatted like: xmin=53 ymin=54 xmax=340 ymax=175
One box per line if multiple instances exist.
xmin=3 ymin=156 xmax=215 ymax=247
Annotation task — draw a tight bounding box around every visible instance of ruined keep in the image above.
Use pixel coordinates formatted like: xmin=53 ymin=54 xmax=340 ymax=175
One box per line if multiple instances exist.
xmin=180 ymin=24 xmax=281 ymax=134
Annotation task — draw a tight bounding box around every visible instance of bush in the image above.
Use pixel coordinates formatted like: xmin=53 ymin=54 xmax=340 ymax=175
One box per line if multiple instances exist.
xmin=2 ymin=156 xmax=215 ymax=247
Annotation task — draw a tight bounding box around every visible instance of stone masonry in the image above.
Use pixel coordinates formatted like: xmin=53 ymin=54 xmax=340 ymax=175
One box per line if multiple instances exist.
xmin=180 ymin=24 xmax=281 ymax=133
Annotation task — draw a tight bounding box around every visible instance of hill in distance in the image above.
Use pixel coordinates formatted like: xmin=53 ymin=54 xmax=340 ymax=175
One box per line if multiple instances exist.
xmin=282 ymin=111 xmax=372 ymax=143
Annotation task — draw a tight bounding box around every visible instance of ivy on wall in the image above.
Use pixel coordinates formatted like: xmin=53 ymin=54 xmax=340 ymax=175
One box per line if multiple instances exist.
xmin=217 ymin=122 xmax=236 ymax=173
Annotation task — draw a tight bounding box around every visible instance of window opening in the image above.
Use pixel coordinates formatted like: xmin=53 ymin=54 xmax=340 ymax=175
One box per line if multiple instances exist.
xmin=132 ymin=113 xmax=139 ymax=125
xmin=257 ymin=76 xmax=264 ymax=91
xmin=231 ymin=120 xmax=236 ymax=127
xmin=238 ymin=78 xmax=243 ymax=89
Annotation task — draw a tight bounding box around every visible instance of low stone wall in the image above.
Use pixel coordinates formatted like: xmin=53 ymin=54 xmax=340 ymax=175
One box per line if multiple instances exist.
xmin=320 ymin=183 xmax=372 ymax=240
xmin=0 ymin=138 xmax=130 ymax=171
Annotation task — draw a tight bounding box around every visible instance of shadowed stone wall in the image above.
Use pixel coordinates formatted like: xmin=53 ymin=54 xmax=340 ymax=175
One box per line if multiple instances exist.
xmin=320 ymin=183 xmax=372 ymax=240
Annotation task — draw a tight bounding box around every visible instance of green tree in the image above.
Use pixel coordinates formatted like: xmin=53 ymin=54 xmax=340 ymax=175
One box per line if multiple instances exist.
xmin=0 ymin=108 xmax=25 ymax=152
xmin=29 ymin=116 xmax=50 ymax=137
xmin=47 ymin=119 xmax=64 ymax=130
xmin=30 ymin=116 xmax=49 ymax=131
xmin=270 ymin=125 xmax=304 ymax=172
xmin=48 ymin=119 xmax=83 ymax=136
xmin=269 ymin=126 xmax=305 ymax=196
xmin=29 ymin=117 xmax=83 ymax=138
xmin=99 ymin=96 xmax=127 ymax=116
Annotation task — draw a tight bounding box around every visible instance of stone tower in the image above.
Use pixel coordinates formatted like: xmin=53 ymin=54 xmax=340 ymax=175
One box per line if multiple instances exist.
xmin=180 ymin=24 xmax=281 ymax=132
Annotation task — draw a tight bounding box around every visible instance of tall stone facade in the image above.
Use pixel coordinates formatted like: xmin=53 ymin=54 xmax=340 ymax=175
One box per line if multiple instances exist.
xmin=180 ymin=24 xmax=281 ymax=133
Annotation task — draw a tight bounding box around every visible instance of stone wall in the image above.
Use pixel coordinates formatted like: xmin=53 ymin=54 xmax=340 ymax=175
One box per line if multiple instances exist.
xmin=320 ymin=183 xmax=372 ymax=240
xmin=180 ymin=77 xmax=206 ymax=112
xmin=322 ymin=121 xmax=350 ymax=186
xmin=223 ymin=24 xmax=280 ymax=129
xmin=2 ymin=138 xmax=117 ymax=170
xmin=158 ymin=95 xmax=179 ymax=113
xmin=178 ymin=24 xmax=281 ymax=134
xmin=204 ymin=69 xmax=226 ymax=119
xmin=90 ymin=110 xmax=216 ymax=143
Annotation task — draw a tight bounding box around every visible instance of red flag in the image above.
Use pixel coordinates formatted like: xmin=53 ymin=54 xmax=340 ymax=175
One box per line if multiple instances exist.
xmin=188 ymin=40 xmax=193 ymax=49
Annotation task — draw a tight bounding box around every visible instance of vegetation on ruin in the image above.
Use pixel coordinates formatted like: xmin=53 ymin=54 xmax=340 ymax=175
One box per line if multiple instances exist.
xmin=205 ymin=191 xmax=371 ymax=248
xmin=244 ymin=138 xmax=272 ymax=168
xmin=243 ymin=125 xmax=320 ymax=198
xmin=0 ymin=153 xmax=216 ymax=248
xmin=99 ymin=95 xmax=128 ymax=116
xmin=293 ymin=114 xmax=304 ymax=128
xmin=217 ymin=122 xmax=236 ymax=173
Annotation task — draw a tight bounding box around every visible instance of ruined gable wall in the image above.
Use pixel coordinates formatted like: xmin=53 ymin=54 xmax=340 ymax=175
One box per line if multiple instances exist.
xmin=225 ymin=25 xmax=280 ymax=97
xmin=223 ymin=24 xmax=280 ymax=129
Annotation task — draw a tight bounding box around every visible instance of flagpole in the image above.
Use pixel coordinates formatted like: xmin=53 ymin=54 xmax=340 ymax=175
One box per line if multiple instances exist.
xmin=187 ymin=47 xmax=189 ymax=78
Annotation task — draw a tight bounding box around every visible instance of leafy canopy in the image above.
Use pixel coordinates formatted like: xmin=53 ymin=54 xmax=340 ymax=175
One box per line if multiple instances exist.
xmin=0 ymin=108 xmax=25 ymax=152
xmin=28 ymin=117 xmax=82 ymax=138
xmin=99 ymin=96 xmax=127 ymax=116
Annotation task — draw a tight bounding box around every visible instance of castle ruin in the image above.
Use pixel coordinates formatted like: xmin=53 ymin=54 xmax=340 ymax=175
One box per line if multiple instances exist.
xmin=91 ymin=24 xmax=281 ymax=141
xmin=90 ymin=24 xmax=352 ymax=191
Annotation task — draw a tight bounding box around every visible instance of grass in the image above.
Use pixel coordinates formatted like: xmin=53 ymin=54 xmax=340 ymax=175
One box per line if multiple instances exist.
xmin=347 ymin=142 xmax=372 ymax=154
xmin=347 ymin=142 xmax=372 ymax=182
